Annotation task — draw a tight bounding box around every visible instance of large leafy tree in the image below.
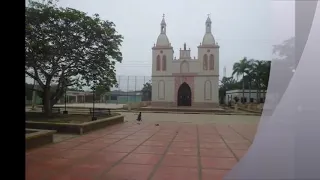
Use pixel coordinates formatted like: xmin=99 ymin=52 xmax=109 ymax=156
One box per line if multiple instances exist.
xmin=25 ymin=0 xmax=123 ymax=115
xmin=270 ymin=37 xmax=295 ymax=105
xmin=273 ymin=37 xmax=295 ymax=65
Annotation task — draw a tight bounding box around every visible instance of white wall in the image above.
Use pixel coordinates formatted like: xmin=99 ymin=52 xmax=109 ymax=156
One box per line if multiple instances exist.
xmin=194 ymin=76 xmax=219 ymax=103
xmin=152 ymin=76 xmax=174 ymax=102
xmin=197 ymin=46 xmax=219 ymax=76
xmin=225 ymin=90 xmax=266 ymax=103
xmin=152 ymin=48 xmax=174 ymax=76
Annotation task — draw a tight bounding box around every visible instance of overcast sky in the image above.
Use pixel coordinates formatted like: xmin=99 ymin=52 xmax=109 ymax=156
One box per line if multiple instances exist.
xmin=26 ymin=0 xmax=294 ymax=91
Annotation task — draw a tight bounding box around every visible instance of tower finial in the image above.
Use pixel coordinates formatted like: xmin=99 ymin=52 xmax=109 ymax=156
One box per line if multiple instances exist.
xmin=207 ymin=13 xmax=210 ymax=18
xmin=163 ymin=14 xmax=165 ymax=18
xmin=160 ymin=14 xmax=166 ymax=34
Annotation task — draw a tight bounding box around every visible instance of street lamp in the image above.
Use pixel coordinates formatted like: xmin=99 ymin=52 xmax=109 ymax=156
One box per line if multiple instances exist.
xmin=91 ymin=70 xmax=98 ymax=121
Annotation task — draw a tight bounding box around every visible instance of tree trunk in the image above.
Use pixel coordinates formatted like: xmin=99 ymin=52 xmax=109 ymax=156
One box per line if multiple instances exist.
xmin=256 ymin=82 xmax=259 ymax=104
xmin=249 ymin=79 xmax=251 ymax=103
xmin=242 ymin=74 xmax=245 ymax=103
xmin=256 ymin=80 xmax=261 ymax=104
xmin=43 ymin=87 xmax=52 ymax=116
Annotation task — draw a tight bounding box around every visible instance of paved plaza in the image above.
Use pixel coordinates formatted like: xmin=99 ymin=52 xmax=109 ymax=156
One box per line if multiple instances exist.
xmin=26 ymin=113 xmax=259 ymax=180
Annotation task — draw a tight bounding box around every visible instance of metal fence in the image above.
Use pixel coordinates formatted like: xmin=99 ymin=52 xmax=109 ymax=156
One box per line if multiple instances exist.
xmin=25 ymin=76 xmax=153 ymax=107
xmin=110 ymin=76 xmax=152 ymax=104
xmin=57 ymin=76 xmax=152 ymax=104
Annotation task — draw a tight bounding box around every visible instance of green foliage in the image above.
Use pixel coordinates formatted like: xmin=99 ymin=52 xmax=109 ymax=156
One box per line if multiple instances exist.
xmin=141 ymin=81 xmax=152 ymax=92
xmin=249 ymin=60 xmax=271 ymax=90
xmin=219 ymin=58 xmax=271 ymax=104
xmin=232 ymin=57 xmax=251 ymax=79
xmin=141 ymin=81 xmax=152 ymax=101
xmin=219 ymin=77 xmax=241 ymax=90
xmin=95 ymin=85 xmax=110 ymax=98
xmin=25 ymin=0 xmax=123 ymax=114
xmin=219 ymin=77 xmax=242 ymax=104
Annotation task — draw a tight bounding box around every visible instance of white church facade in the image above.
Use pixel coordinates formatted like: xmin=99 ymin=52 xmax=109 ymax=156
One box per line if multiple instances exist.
xmin=151 ymin=15 xmax=220 ymax=107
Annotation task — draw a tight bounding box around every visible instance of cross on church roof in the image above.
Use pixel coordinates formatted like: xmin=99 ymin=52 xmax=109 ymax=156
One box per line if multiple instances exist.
xmin=207 ymin=14 xmax=211 ymax=18
xmin=163 ymin=14 xmax=165 ymax=18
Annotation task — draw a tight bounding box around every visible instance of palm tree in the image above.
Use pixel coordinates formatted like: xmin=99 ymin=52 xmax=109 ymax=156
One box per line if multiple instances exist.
xmin=248 ymin=60 xmax=271 ymax=103
xmin=232 ymin=57 xmax=251 ymax=103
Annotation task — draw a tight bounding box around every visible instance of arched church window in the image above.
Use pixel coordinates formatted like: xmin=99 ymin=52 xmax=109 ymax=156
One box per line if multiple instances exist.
xmin=156 ymin=55 xmax=161 ymax=71
xmin=209 ymin=54 xmax=214 ymax=70
xmin=203 ymin=54 xmax=208 ymax=70
xmin=204 ymin=80 xmax=212 ymax=100
xmin=158 ymin=80 xmax=165 ymax=100
xmin=162 ymin=55 xmax=167 ymax=71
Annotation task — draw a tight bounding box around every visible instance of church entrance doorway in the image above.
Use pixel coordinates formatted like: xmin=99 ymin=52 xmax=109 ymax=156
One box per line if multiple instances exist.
xmin=177 ymin=82 xmax=192 ymax=106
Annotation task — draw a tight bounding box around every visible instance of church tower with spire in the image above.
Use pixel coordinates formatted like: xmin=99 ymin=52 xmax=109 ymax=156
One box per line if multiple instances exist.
xmin=151 ymin=14 xmax=174 ymax=104
xmin=198 ymin=14 xmax=220 ymax=75
xmin=152 ymin=14 xmax=174 ymax=73
xmin=196 ymin=14 xmax=220 ymax=105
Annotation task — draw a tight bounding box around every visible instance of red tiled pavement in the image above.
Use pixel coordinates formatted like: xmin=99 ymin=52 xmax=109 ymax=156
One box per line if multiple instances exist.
xmin=26 ymin=122 xmax=256 ymax=180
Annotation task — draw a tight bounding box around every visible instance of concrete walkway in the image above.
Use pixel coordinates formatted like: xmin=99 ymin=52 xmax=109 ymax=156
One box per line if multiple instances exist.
xmin=26 ymin=119 xmax=257 ymax=180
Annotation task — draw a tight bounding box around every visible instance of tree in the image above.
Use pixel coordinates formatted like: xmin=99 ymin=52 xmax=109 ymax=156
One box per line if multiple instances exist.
xmin=273 ymin=37 xmax=295 ymax=66
xmin=270 ymin=37 xmax=295 ymax=105
xmin=248 ymin=60 xmax=271 ymax=102
xmin=141 ymin=81 xmax=152 ymax=101
xmin=230 ymin=58 xmax=271 ymax=104
xmin=220 ymin=77 xmax=240 ymax=90
xmin=219 ymin=77 xmax=240 ymax=104
xmin=95 ymin=85 xmax=110 ymax=102
xmin=232 ymin=57 xmax=251 ymax=103
xmin=25 ymin=0 xmax=123 ymax=115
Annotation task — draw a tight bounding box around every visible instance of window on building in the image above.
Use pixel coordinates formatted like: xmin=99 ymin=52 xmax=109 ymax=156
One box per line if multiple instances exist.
xmin=156 ymin=55 xmax=161 ymax=71
xmin=162 ymin=55 xmax=167 ymax=71
xmin=203 ymin=54 xmax=208 ymax=70
xmin=209 ymin=54 xmax=214 ymax=70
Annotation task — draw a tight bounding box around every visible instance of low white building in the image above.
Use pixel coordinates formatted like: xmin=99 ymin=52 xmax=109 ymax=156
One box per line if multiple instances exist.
xmin=225 ymin=89 xmax=266 ymax=103
xmin=151 ymin=15 xmax=220 ymax=107
xmin=57 ymin=91 xmax=94 ymax=103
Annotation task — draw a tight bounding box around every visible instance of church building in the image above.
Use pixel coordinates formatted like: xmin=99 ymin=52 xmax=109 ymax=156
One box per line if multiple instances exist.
xmin=151 ymin=15 xmax=220 ymax=107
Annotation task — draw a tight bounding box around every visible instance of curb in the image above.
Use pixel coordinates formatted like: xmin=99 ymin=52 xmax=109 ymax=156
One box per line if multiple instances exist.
xmin=121 ymin=111 xmax=260 ymax=116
